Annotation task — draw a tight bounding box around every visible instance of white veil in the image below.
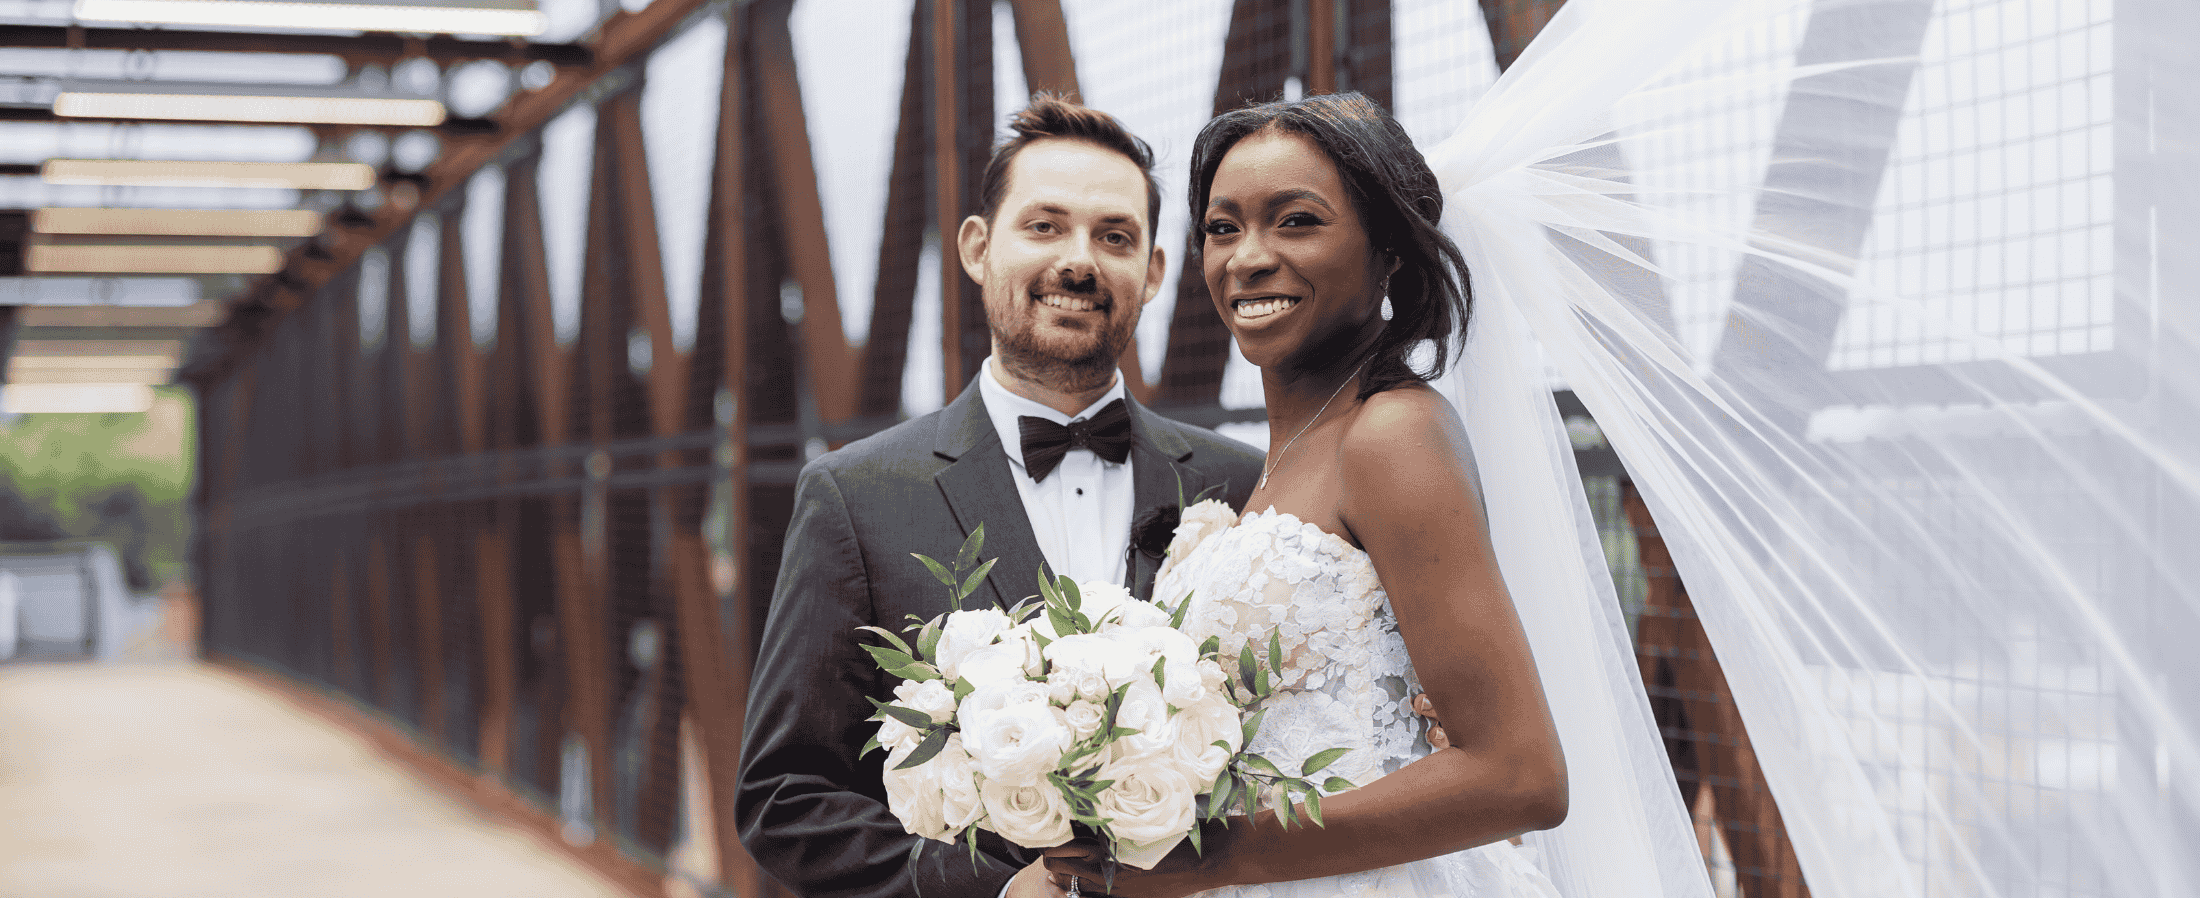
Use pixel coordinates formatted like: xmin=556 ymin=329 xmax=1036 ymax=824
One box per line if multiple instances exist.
xmin=1429 ymin=1 xmax=2197 ymax=897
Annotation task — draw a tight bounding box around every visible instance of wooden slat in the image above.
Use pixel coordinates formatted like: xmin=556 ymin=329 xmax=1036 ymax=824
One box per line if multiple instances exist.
xmin=932 ymin=0 xmax=966 ymax=404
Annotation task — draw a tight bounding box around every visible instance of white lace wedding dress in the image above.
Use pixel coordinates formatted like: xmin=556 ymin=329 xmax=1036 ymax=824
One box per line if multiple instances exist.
xmin=1155 ymin=508 xmax=1563 ymax=898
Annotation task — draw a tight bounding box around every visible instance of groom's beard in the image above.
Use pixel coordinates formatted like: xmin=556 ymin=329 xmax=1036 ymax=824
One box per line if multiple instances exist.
xmin=990 ymin=273 xmax=1138 ymax=395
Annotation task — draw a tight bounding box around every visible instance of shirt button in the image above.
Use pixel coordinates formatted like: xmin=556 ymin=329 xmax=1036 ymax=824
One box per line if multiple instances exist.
xmin=1076 ymin=488 xmax=1084 ymax=496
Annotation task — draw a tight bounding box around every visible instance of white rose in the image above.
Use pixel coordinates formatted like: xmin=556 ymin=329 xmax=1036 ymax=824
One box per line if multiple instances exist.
xmin=1155 ymin=499 xmax=1237 ymax=586
xmin=936 ymin=608 xmax=1011 ymax=679
xmin=979 ymin=778 xmax=1074 ymax=848
xmin=1111 ymin=678 xmax=1180 ymax=760
xmin=1045 ymin=674 xmax=1079 ymax=706
xmin=1061 ymin=699 xmax=1106 ymax=742
xmin=1094 ymin=753 xmax=1199 ymax=848
xmin=1126 ymin=626 xmax=1204 ymax=706
xmin=1044 ymin=633 xmax=1148 ymax=696
xmin=1112 ymin=598 xmax=1171 ymax=630
xmin=1074 ymin=580 xmax=1135 ymax=629
xmin=1196 ymin=657 xmax=1229 ymax=693
xmin=1168 ymin=693 xmax=1242 ymax=785
xmin=957 ymin=640 xmax=1033 ymax=690
xmin=961 ymin=689 xmax=1072 ymax=787
xmin=881 ymin=734 xmax=984 ymax=842
xmin=875 ymin=715 xmax=921 ymax=755
xmin=894 ymin=678 xmax=958 ymax=724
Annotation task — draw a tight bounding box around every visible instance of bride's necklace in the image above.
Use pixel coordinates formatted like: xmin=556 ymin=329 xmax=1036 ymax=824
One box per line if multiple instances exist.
xmin=1259 ymin=358 xmax=1370 ymax=490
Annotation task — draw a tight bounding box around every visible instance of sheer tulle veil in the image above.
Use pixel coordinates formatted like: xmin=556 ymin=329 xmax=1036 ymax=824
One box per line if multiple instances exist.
xmin=1425 ymin=1 xmax=2196 ymax=897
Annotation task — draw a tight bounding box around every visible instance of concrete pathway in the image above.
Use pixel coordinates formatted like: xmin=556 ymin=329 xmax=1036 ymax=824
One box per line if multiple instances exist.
xmin=0 ymin=662 xmax=634 ymax=898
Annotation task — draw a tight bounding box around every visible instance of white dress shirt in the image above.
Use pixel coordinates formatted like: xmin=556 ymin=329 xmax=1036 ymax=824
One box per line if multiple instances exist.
xmin=976 ymin=356 xmax=1136 ymax=588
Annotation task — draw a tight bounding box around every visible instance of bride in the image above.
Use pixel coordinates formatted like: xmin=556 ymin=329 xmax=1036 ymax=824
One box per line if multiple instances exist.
xmin=1042 ymin=91 xmax=1570 ymax=898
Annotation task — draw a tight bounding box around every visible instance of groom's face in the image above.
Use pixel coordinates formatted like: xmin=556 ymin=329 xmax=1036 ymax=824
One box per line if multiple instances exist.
xmin=957 ymin=138 xmax=1166 ymax=393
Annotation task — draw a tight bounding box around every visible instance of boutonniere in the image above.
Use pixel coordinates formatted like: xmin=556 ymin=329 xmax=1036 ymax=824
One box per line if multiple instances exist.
xmin=1129 ymin=479 xmax=1233 ymax=587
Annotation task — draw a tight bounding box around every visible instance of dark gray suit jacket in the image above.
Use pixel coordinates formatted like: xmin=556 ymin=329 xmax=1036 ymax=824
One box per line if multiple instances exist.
xmin=735 ymin=380 xmax=1263 ymax=898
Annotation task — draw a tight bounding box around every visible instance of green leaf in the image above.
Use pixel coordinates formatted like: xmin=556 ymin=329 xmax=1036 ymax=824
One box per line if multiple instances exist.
xmin=859 ymin=735 xmax=882 ymax=759
xmin=1150 ymin=656 xmax=1168 ymax=693
xmin=895 ymin=728 xmax=951 ymax=769
xmin=857 ymin=625 xmax=915 ymax=656
xmin=1240 ymin=753 xmax=1282 ymax=779
xmin=913 ymin=553 xmax=957 ymax=590
xmin=876 ymin=704 xmax=934 ymax=729
xmin=1267 ymin=629 xmax=1285 ymax=679
xmin=908 ymin=839 xmax=927 ymax=898
xmin=1304 ymin=789 xmax=1325 ymax=827
xmin=1323 ymin=776 xmax=1354 ymax=793
xmin=1241 ymin=708 xmax=1267 ymax=747
xmin=956 ymin=557 xmax=999 ymax=604
xmin=1276 ymin=787 xmax=1296 ymax=830
xmin=950 ymin=678 xmax=975 ymax=702
xmin=1037 ymin=568 xmax=1061 ymax=606
xmin=1199 ymin=635 xmax=1221 ymax=658
xmin=1170 ymin=591 xmax=1195 ymax=630
xmin=861 ymin=643 xmax=919 ymax=673
xmin=1255 ymin=665 xmax=1270 ymax=697
xmin=1048 ymin=605 xmax=1076 ymax=641
xmin=885 ymin=662 xmax=941 ymax=682
xmin=1060 ymin=576 xmax=1082 ymax=611
xmin=1238 ymin=642 xmax=1258 ymax=692
xmin=916 ymin=620 xmax=943 ymax=660
xmin=1301 ymin=746 xmax=1351 ymax=777
xmin=955 ymin=524 xmax=986 ymax=574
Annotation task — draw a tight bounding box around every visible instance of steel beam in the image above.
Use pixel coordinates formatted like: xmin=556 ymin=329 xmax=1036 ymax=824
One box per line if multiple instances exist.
xmin=1 ymin=24 xmax=591 ymax=67
xmin=185 ymin=0 xmax=730 ymax=388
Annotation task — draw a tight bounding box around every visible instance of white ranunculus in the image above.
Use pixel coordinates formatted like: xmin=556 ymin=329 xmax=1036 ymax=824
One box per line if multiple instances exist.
xmin=935 ymin=608 xmax=1012 ymax=680
xmin=979 ymin=777 xmax=1074 ymax=848
xmin=1094 ymin=753 xmax=1199 ymax=850
xmin=894 ymin=678 xmax=958 ymax=724
xmin=1061 ymin=698 xmax=1105 ymax=742
xmin=882 ymin=734 xmax=984 ymax=842
xmin=961 ymin=689 xmax=1072 ymax=787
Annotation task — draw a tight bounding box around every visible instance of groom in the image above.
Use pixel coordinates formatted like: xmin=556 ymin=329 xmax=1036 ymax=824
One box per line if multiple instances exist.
xmin=735 ymin=97 xmax=1265 ymax=897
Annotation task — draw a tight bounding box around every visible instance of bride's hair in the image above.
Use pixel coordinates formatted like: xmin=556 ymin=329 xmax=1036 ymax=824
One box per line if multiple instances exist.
xmin=1189 ymin=91 xmax=1473 ymax=399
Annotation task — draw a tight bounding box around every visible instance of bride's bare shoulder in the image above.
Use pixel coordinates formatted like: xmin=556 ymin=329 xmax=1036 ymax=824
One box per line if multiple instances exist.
xmin=1337 ymin=383 xmax=1476 ymax=469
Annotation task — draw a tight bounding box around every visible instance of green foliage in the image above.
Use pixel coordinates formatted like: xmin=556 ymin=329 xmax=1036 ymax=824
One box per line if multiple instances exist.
xmin=0 ymin=387 xmax=194 ymax=589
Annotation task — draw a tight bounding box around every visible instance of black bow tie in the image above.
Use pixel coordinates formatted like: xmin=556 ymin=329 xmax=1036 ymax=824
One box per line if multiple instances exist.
xmin=1018 ymin=399 xmax=1134 ymax=482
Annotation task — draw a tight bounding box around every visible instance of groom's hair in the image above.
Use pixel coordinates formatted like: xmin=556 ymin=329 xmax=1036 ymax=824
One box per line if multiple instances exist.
xmin=976 ymin=94 xmax=1162 ymax=238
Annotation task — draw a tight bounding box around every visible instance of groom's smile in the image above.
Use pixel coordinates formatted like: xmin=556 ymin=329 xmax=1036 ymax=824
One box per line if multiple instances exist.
xmin=959 ymin=138 xmax=1167 ymax=396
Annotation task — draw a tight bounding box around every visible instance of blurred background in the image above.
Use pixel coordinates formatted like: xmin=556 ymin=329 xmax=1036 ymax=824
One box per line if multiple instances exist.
xmin=0 ymin=0 xmax=2173 ymax=896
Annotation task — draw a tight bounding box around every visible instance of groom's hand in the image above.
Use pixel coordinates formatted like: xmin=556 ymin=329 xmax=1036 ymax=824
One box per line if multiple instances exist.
xmin=1412 ymin=692 xmax=1451 ymax=749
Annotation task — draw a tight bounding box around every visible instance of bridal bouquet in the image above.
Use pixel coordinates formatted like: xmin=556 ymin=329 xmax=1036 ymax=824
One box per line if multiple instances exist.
xmin=860 ymin=522 xmax=1351 ymax=871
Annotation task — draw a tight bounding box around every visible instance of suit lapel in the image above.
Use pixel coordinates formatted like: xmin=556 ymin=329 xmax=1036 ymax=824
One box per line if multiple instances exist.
xmin=934 ymin=383 xmax=1050 ymax=611
xmin=1125 ymin=397 xmax=1206 ymax=601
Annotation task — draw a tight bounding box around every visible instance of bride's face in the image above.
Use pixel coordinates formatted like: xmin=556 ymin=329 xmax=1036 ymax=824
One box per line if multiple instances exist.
xmin=1200 ymin=128 xmax=1389 ymax=376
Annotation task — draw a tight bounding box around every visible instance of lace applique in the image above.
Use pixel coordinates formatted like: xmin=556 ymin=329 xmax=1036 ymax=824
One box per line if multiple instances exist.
xmin=1158 ymin=509 xmax=1431 ymax=792
xmin=1153 ymin=509 xmax=1563 ymax=898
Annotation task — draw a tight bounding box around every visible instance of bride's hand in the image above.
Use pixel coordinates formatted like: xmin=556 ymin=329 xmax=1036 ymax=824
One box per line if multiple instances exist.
xmin=1041 ymin=837 xmax=1221 ymax=898
xmin=1412 ymin=692 xmax=1451 ymax=749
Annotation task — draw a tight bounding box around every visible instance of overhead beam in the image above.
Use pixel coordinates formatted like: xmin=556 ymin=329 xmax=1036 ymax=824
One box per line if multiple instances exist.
xmin=0 ymin=105 xmax=499 ymax=136
xmin=183 ymin=0 xmax=730 ymax=387
xmin=1 ymin=24 xmax=591 ymax=67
